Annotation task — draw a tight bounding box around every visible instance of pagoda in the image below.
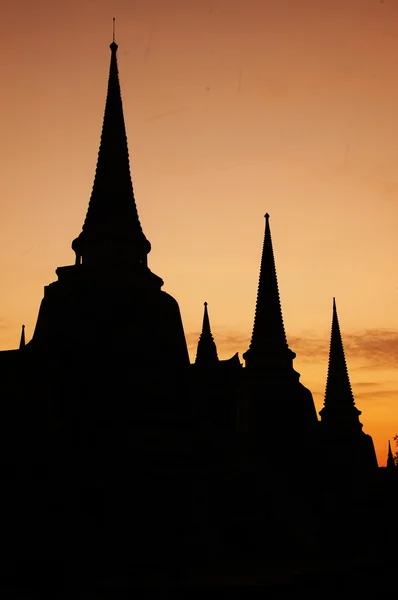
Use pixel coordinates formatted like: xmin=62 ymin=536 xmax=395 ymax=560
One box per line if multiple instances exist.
xmin=243 ymin=214 xmax=318 ymax=445
xmin=320 ymin=299 xmax=378 ymax=474
xmin=27 ymin=38 xmax=189 ymax=368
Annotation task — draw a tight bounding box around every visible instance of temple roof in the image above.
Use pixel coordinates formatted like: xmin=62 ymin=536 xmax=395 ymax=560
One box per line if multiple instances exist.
xmin=195 ymin=302 xmax=219 ymax=366
xmin=72 ymin=37 xmax=150 ymax=267
xmin=243 ymin=214 xmax=295 ymax=369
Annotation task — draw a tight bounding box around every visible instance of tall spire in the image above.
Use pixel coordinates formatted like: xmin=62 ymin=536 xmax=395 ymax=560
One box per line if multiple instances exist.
xmin=195 ymin=302 xmax=219 ymax=366
xmin=387 ymin=440 xmax=396 ymax=469
xmin=243 ymin=214 xmax=295 ymax=370
xmin=320 ymin=299 xmax=362 ymax=427
xmin=72 ymin=32 xmax=151 ymax=269
xmin=19 ymin=325 xmax=25 ymax=350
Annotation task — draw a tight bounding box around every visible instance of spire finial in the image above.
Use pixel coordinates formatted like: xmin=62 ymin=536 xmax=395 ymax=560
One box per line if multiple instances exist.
xmin=265 ymin=212 xmax=270 ymax=221
xmin=110 ymin=18 xmax=118 ymax=52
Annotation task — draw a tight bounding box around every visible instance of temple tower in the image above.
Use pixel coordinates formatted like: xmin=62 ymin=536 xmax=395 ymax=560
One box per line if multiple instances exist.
xmin=242 ymin=214 xmax=320 ymax=550
xmin=319 ymin=299 xmax=378 ymax=473
xmin=195 ymin=302 xmax=219 ymax=367
xmin=71 ymin=39 xmax=150 ymax=271
xmin=243 ymin=214 xmax=294 ymax=374
xmin=243 ymin=214 xmax=318 ymax=440
xmin=28 ymin=38 xmax=189 ymax=368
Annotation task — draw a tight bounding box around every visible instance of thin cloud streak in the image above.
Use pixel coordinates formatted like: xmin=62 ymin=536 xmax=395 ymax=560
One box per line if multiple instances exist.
xmin=144 ymin=108 xmax=187 ymax=123
xmin=186 ymin=328 xmax=398 ymax=370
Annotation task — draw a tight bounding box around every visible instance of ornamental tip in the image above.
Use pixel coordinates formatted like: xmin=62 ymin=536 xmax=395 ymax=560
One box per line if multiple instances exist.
xmin=265 ymin=212 xmax=270 ymax=221
xmin=110 ymin=17 xmax=118 ymax=51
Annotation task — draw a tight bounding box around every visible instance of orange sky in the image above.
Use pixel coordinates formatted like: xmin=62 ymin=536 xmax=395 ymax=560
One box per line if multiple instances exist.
xmin=1 ymin=0 xmax=398 ymax=465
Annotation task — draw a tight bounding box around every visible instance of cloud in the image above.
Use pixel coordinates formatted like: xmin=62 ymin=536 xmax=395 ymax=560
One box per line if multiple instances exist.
xmin=353 ymin=381 xmax=391 ymax=390
xmin=185 ymin=327 xmax=398 ymax=414
xmin=186 ymin=327 xmax=398 ymax=371
xmin=186 ymin=331 xmax=201 ymax=349
xmin=355 ymin=388 xmax=398 ymax=402
xmin=291 ymin=329 xmax=398 ymax=370
xmin=347 ymin=330 xmax=398 ymax=368
xmin=288 ymin=334 xmax=329 ymax=361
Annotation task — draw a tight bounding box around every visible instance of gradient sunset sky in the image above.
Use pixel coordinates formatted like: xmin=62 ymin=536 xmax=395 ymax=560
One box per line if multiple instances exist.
xmin=1 ymin=0 xmax=398 ymax=464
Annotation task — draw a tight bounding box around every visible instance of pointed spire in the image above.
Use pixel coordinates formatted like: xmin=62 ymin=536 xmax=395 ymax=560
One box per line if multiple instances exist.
xmin=72 ymin=32 xmax=151 ymax=269
xmin=320 ymin=299 xmax=362 ymax=427
xmin=387 ymin=440 xmax=396 ymax=469
xmin=195 ymin=302 xmax=219 ymax=366
xmin=19 ymin=325 xmax=25 ymax=350
xmin=243 ymin=214 xmax=295 ymax=370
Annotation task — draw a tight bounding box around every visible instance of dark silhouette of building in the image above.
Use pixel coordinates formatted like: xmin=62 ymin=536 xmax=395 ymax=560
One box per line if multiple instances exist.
xmin=319 ymin=298 xmax=378 ymax=476
xmin=0 ymin=36 xmax=396 ymax=592
xmin=28 ymin=39 xmax=189 ymax=369
xmin=243 ymin=213 xmax=318 ymax=443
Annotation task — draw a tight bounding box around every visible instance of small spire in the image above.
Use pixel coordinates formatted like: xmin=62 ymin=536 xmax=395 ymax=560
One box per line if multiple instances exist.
xmin=387 ymin=440 xmax=396 ymax=469
xmin=243 ymin=213 xmax=295 ymax=370
xmin=320 ymin=298 xmax=362 ymax=427
xmin=195 ymin=302 xmax=219 ymax=366
xmin=19 ymin=324 xmax=25 ymax=350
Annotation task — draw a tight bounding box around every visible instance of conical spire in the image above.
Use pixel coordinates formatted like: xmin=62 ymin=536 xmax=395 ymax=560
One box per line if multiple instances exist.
xmin=243 ymin=214 xmax=295 ymax=370
xmin=320 ymin=299 xmax=362 ymax=426
xmin=195 ymin=302 xmax=219 ymax=366
xmin=72 ymin=35 xmax=151 ymax=269
xmin=387 ymin=440 xmax=396 ymax=470
xmin=19 ymin=325 xmax=25 ymax=350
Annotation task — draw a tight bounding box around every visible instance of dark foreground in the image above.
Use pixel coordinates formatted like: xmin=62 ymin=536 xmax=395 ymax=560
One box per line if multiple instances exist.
xmin=1 ymin=554 xmax=395 ymax=596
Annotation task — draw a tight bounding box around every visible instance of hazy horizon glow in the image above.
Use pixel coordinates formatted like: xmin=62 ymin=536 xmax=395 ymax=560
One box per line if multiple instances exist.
xmin=1 ymin=0 xmax=398 ymax=464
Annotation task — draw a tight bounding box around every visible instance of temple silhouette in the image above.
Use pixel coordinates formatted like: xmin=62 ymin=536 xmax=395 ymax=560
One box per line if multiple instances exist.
xmin=1 ymin=36 xmax=397 ymax=592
